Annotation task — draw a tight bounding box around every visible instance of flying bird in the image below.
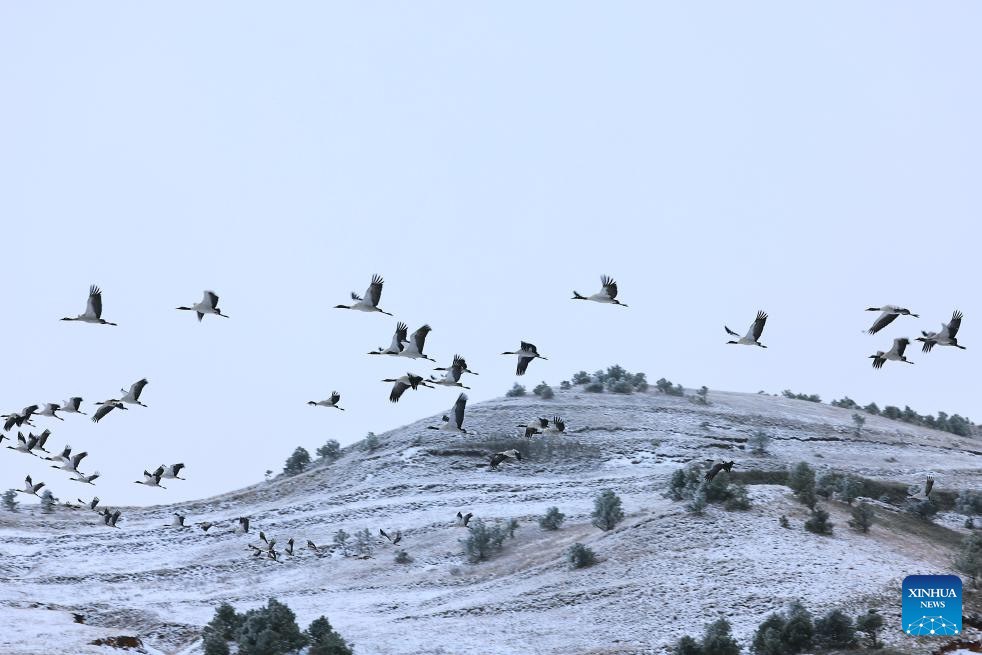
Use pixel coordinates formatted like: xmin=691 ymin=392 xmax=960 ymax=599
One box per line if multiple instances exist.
xmin=45 ymin=444 xmax=73 ymax=466
xmin=61 ymin=285 xmax=117 ymax=326
xmin=456 ymin=511 xmax=473 ymax=528
xmin=134 ymin=467 xmax=166 ymax=488
xmin=236 ymin=517 xmax=250 ymax=534
xmin=36 ymin=403 xmax=64 ymax=421
xmin=368 ymin=322 xmax=408 ymax=356
xmin=725 ymin=311 xmax=768 ymax=348
xmin=397 ymin=324 xmax=435 ymax=361
xmin=502 ymin=342 xmax=547 ymax=376
xmin=6 ymin=433 xmax=38 ymax=456
xmin=2 ymin=405 xmax=39 ymax=432
xmin=306 ymin=539 xmax=321 ymax=554
xmin=382 ymin=373 xmax=433 ymax=403
xmin=572 ymin=275 xmax=628 ymax=307
xmin=519 ymin=418 xmax=548 ymax=439
xmin=198 ymin=522 xmax=215 ymax=532
xmin=427 ymin=393 xmax=468 ymax=433
xmin=59 ymin=397 xmax=87 ymax=415
xmin=704 ymin=460 xmax=735 ymax=482
xmin=917 ymin=311 xmax=966 ymax=352
xmin=429 ymin=355 xmax=473 ymax=389
xmin=308 ymin=392 xmax=344 ymax=410
xmin=379 ymin=529 xmax=402 ymax=545
xmin=909 ymin=476 xmax=935 ymax=501
xmin=434 ymin=354 xmax=478 ymax=377
xmin=865 ymin=305 xmax=918 ymax=335
xmin=870 ymin=338 xmax=914 ymax=369
xmin=18 ymin=476 xmax=45 ymax=496
xmin=172 ymin=514 xmax=188 ymax=528
xmin=80 ymin=496 xmax=100 ymax=512
xmin=542 ymin=416 xmax=566 ymax=436
xmin=31 ymin=430 xmax=52 ymax=454
xmin=70 ymin=471 xmax=100 ymax=485
xmin=176 ymin=291 xmax=229 ymax=321
xmin=104 ymin=510 xmax=122 ymax=528
xmin=161 ymin=463 xmax=186 ymax=480
xmin=51 ymin=451 xmax=88 ymax=475
xmin=334 ymin=274 xmax=392 ymax=316
xmin=489 ymin=449 xmax=522 ymax=470
xmin=119 ymin=379 xmax=149 ymax=408
xmin=92 ymin=400 xmax=127 ymax=423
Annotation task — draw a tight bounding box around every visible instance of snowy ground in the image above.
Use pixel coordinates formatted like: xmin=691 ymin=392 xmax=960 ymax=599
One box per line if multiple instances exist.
xmin=1 ymin=388 xmax=979 ymax=654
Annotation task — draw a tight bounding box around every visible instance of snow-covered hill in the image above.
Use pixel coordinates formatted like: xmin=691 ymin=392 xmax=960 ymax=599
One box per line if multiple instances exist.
xmin=1 ymin=388 xmax=980 ymax=655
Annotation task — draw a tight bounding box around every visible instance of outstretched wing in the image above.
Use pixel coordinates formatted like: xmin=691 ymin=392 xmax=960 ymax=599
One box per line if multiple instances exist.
xmin=453 ymin=393 xmax=467 ymax=429
xmin=894 ymin=337 xmax=909 ymax=357
xmin=367 ymin=275 xmax=384 ymax=307
xmin=520 ymin=341 xmax=538 ymax=354
xmin=390 ymin=381 xmax=410 ymax=403
xmin=600 ymin=275 xmax=618 ymax=300
xmin=88 ymin=285 xmax=104 ymax=319
xmin=516 ymin=356 xmax=533 ymax=376
xmin=724 ymin=325 xmax=740 ymax=337
xmin=412 ymin=325 xmax=432 ymax=353
xmin=867 ymin=311 xmax=898 ymax=335
xmin=204 ymin=291 xmax=219 ymax=310
xmin=131 ymin=378 xmax=149 ymax=400
xmin=947 ymin=310 xmax=963 ymax=338
xmin=751 ymin=311 xmax=768 ymax=341
xmin=330 ymin=392 xmax=341 ymax=405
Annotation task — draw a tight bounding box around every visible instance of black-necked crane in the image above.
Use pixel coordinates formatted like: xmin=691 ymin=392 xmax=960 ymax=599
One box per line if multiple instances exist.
xmin=161 ymin=463 xmax=186 ymax=480
xmin=870 ymin=337 xmax=914 ymax=369
xmin=6 ymin=432 xmax=37 ymax=456
xmin=334 ymin=274 xmax=393 ymax=316
xmin=30 ymin=430 xmax=52 ymax=455
xmin=489 ymin=449 xmax=522 ymax=470
xmin=135 ymin=467 xmax=166 ymax=488
xmin=542 ymin=416 xmax=566 ymax=436
xmin=909 ymin=476 xmax=934 ymax=501
xmin=502 ymin=342 xmax=547 ymax=376
xmin=2 ymin=405 xmax=39 ymax=432
xmin=80 ymin=496 xmax=100 ymax=512
xmin=92 ymin=400 xmax=127 ymax=423
xmin=379 ymin=529 xmax=402 ymax=545
xmin=198 ymin=522 xmax=215 ymax=532
xmin=725 ymin=311 xmax=768 ymax=348
xmin=705 ymin=460 xmax=734 ymax=482
xmin=572 ymin=275 xmax=628 ymax=307
xmin=60 ymin=397 xmax=86 ymax=415
xmin=456 ymin=511 xmax=473 ymax=528
xmin=36 ymin=403 xmax=64 ymax=421
xmin=18 ymin=475 xmax=45 ymax=496
xmin=430 ymin=355 xmax=473 ymax=388
xmin=173 ymin=514 xmax=187 ymax=528
xmin=285 ymin=538 xmax=294 ymax=556
xmin=51 ymin=451 xmax=87 ymax=474
xmin=308 ymin=392 xmax=344 ymax=410
xmin=104 ymin=510 xmax=121 ymax=528
xmin=383 ymin=373 xmax=433 ymax=403
xmin=435 ymin=354 xmax=477 ymax=376
xmin=427 ymin=393 xmax=468 ymax=433
xmin=70 ymin=471 xmax=100 ymax=485
xmin=865 ymin=305 xmax=918 ymax=335
xmin=917 ymin=311 xmax=966 ymax=352
xmin=61 ymin=285 xmax=117 ymax=326
xmin=236 ymin=517 xmax=250 ymax=534
xmin=120 ymin=379 xmax=149 ymax=407
xmin=519 ymin=418 xmax=548 ymax=439
xmin=306 ymin=539 xmax=320 ymax=554
xmin=45 ymin=444 xmax=72 ymax=465
xmin=177 ymin=291 xmax=229 ymax=321
xmin=368 ymin=322 xmax=408 ymax=356
xmin=397 ymin=324 xmax=434 ymax=362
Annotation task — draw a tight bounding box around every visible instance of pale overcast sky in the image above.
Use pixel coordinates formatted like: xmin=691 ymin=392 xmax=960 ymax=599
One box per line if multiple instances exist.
xmin=1 ymin=2 xmax=979 ymax=506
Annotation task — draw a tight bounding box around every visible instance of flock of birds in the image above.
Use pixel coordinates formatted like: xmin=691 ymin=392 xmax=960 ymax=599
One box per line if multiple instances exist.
xmin=1 ymin=277 xmax=966 ymax=552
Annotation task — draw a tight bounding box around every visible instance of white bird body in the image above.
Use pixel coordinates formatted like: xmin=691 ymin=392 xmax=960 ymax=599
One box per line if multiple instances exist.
xmin=725 ymin=311 xmax=769 ymax=347
xmin=161 ymin=463 xmax=186 ymax=480
xmin=502 ymin=342 xmax=547 ymax=376
xmin=52 ymin=451 xmax=88 ymax=474
xmin=397 ymin=324 xmax=434 ymax=361
xmin=308 ymin=392 xmax=344 ymax=410
xmin=369 ymin=322 xmax=408 ymax=355
xmin=865 ymin=305 xmax=918 ymax=335
xmin=45 ymin=444 xmax=73 ymax=465
xmin=917 ymin=311 xmax=966 ymax=352
xmin=135 ymin=467 xmax=166 ymax=488
xmin=870 ymin=337 xmax=914 ymax=368
xmin=36 ymin=403 xmax=64 ymax=421
xmin=70 ymin=471 xmax=100 ymax=485
xmin=120 ymin=379 xmax=149 ymax=407
xmin=335 ymin=275 xmax=392 ymax=315
xmin=428 ymin=393 xmax=468 ymax=433
xmin=382 ymin=373 xmax=434 ymax=403
xmin=19 ymin=475 xmax=44 ymax=496
xmin=572 ymin=275 xmax=628 ymax=306
xmin=60 ymin=397 xmax=86 ymax=415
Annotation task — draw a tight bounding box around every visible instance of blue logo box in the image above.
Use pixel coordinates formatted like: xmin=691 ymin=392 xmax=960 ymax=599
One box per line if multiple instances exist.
xmin=902 ymin=575 xmax=962 ymax=636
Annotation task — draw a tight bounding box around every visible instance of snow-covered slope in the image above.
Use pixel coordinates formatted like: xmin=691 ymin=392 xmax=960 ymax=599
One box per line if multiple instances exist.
xmin=1 ymin=389 xmax=979 ymax=655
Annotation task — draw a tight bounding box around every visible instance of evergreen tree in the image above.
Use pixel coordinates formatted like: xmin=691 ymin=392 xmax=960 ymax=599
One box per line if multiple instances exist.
xmin=316 ymin=439 xmax=341 ymax=461
xmin=814 ymin=608 xmax=855 ymax=650
xmin=779 ymin=515 xmax=790 ymax=529
xmin=849 ymin=502 xmax=874 ymax=534
xmin=333 ymin=529 xmax=351 ymax=556
xmin=539 ymin=506 xmax=565 ymax=531
xmin=956 ymin=531 xmax=982 ymax=584
xmin=39 ymin=489 xmax=57 ymax=514
xmin=905 ymin=497 xmax=938 ymax=522
xmin=788 ymin=462 xmax=816 ymax=509
xmin=394 ymin=549 xmax=413 ymax=564
xmin=236 ymin=598 xmax=307 ymax=655
xmin=202 ymin=631 xmax=230 ymax=655
xmin=837 ymin=476 xmax=862 ymax=505
xmin=283 ymin=447 xmax=311 ymax=476
xmin=855 ymin=610 xmax=883 ymax=649
xmin=687 ymin=490 xmax=708 ymax=515
xmin=571 ymin=371 xmax=591 ymax=385
xmin=748 ymin=430 xmax=771 ymax=455
xmin=462 ymin=518 xmax=506 ymax=563
xmin=505 ymin=518 xmax=520 ymax=538
xmin=505 ymin=383 xmax=526 ymax=397
xmin=363 ymin=432 xmax=380 ymax=451
xmin=804 ymin=507 xmax=834 ymax=535
xmin=567 ymin=542 xmax=597 ymax=569
xmin=863 ymin=402 xmax=880 ymax=415
xmin=206 ymin=602 xmax=242 ymax=641
xmin=306 ymin=616 xmax=353 ymax=655
xmin=723 ymin=484 xmax=752 ymax=511
xmin=694 ymin=386 xmax=709 ymax=404
xmin=750 ymin=614 xmax=785 ymax=655
xmin=354 ymin=528 xmax=374 ymax=557
xmin=591 ymin=489 xmax=624 ymax=531
xmin=2 ymin=489 xmax=18 ymax=513
xmin=559 ymin=380 xmax=571 ymax=390
xmin=700 ymin=618 xmax=741 ymax=655
xmin=673 ymin=635 xmax=703 ymax=655
xmin=780 ymin=601 xmax=814 ymax=654
xmin=851 ymin=413 xmax=866 ymax=436
xmin=532 ymin=382 xmax=554 ymax=399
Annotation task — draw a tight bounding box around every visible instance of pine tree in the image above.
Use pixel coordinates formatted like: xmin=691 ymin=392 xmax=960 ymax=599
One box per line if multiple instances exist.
xmin=748 ymin=430 xmax=771 ymax=455
xmin=780 ymin=601 xmax=814 ymax=654
xmin=505 ymin=383 xmax=527 ymax=397
xmin=591 ymin=489 xmax=624 ymax=531
xmin=363 ymin=432 xmax=380 ymax=451
xmin=673 ymin=635 xmax=703 ymax=655
xmin=788 ymin=462 xmax=817 ymax=509
xmin=316 ymin=439 xmax=341 ymax=461
xmin=462 ymin=519 xmax=506 ymax=563
xmin=701 ymin=617 xmax=741 ymax=655
xmin=39 ymin=490 xmax=57 ymax=514
xmin=2 ymin=489 xmax=18 ymax=513
xmin=814 ymin=608 xmax=855 ymax=650
xmin=567 ymin=543 xmax=597 ymax=569
xmin=750 ymin=614 xmax=786 ymax=655
xmin=202 ymin=631 xmax=230 ymax=655
xmin=539 ymin=506 xmax=565 ymax=530
xmin=333 ymin=529 xmax=350 ymax=557
xmin=283 ymin=447 xmax=311 ymax=476
xmin=852 ymin=413 xmax=866 ymax=436
xmin=804 ymin=507 xmax=834 ymax=535
xmin=236 ymin=598 xmax=307 ymax=655
xmin=306 ymin=616 xmax=353 ymax=655
xmin=849 ymin=502 xmax=874 ymax=534
xmin=354 ymin=528 xmax=374 ymax=557
xmin=855 ymin=610 xmax=883 ymax=649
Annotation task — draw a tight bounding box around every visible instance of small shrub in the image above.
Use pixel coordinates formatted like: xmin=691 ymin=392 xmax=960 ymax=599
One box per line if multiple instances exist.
xmin=505 ymin=518 xmax=520 ymax=538
xmin=316 ymin=440 xmax=341 ymax=461
xmin=505 ymin=383 xmax=527 ymax=397
xmin=748 ymin=430 xmax=771 ymax=455
xmin=559 ymin=380 xmax=571 ymax=390
xmin=394 ymin=549 xmax=413 ymax=564
xmin=687 ymin=490 xmax=708 ymax=515
xmin=694 ymin=386 xmax=709 ymax=405
xmin=354 ymin=527 xmax=374 ymax=557
xmin=584 ymin=381 xmax=605 ymax=393
xmin=788 ymin=462 xmax=817 ymax=509
xmin=533 ymin=382 xmax=554 ymax=399
xmin=235 ymin=598 xmax=306 ymax=655
xmin=848 ymin=502 xmax=874 ymax=533
xmin=462 ymin=519 xmax=507 ymax=563
xmin=673 ymin=635 xmax=703 ymax=655
xmin=779 ymin=515 xmax=790 ymax=529
xmin=572 ymin=371 xmax=591 ymax=385
xmin=855 ymin=610 xmax=883 ymax=649
xmin=39 ymin=490 xmax=57 ymax=514
xmin=332 ymin=529 xmax=350 ymax=556
xmin=2 ymin=489 xmax=18 ymax=513
xmin=363 ymin=432 xmax=380 ymax=451
xmin=701 ymin=618 xmax=741 ymax=655
xmin=656 ymin=377 xmax=684 ymax=396
xmin=283 ymin=447 xmax=312 ymax=476
xmin=814 ymin=608 xmax=856 ymax=650
xmin=804 ymin=507 xmax=834 ymax=535
xmin=905 ymin=497 xmax=938 ymax=522
xmin=567 ymin=542 xmax=596 ymax=569
xmin=539 ymin=506 xmax=565 ymax=531
xmin=306 ymin=615 xmax=353 ymax=655
xmin=782 ymin=389 xmax=821 ymax=403
xmin=852 ymin=413 xmax=866 ymax=436
xmin=591 ymin=489 xmax=624 ymax=531
xmin=723 ymin=484 xmax=752 ymax=511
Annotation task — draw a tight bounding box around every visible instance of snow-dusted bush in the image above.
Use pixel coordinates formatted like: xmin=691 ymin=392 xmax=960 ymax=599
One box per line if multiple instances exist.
xmin=750 ymin=602 xmax=813 ymax=655
xmin=2 ymin=489 xmax=18 ymax=513
xmin=363 ymin=432 xmax=380 ymax=452
xmin=804 ymin=507 xmax=834 ymax=535
xmin=40 ymin=490 xmax=57 ymax=514
xmin=848 ymin=502 xmax=874 ymax=533
xmin=779 ymin=515 xmax=790 ymax=529
xmin=332 ymin=529 xmax=350 ymax=556
xmin=559 ymin=380 xmax=572 ymax=390
xmin=656 ymin=377 xmax=684 ymax=396
xmin=591 ymin=489 xmax=624 ymax=531
xmin=316 ymin=439 xmax=341 ymax=461
xmin=956 ymin=531 xmax=982 ymax=584
xmin=723 ymin=484 xmax=751 ymax=511
xmin=813 ymin=608 xmax=855 ymax=650
xmin=905 ymin=497 xmax=938 ymax=522
xmin=462 ymin=519 xmax=507 ymax=563
xmin=567 ymin=542 xmax=596 ymax=569
xmin=236 ymin=598 xmax=306 ymax=655
xmin=532 ymin=381 xmax=554 ymax=399
xmin=788 ymin=462 xmax=817 ymax=509
xmin=584 ymin=381 xmax=605 ymax=393
xmin=505 ymin=383 xmax=526 ymax=397
xmin=748 ymin=430 xmax=771 ymax=455
xmin=306 ymin=615 xmax=353 ymax=655
xmin=394 ymin=549 xmax=413 ymax=564
xmin=571 ymin=371 xmax=592 ymax=385
xmin=283 ymin=447 xmax=311 ymax=476
xmin=539 ymin=506 xmax=565 ymax=531
xmin=854 ymin=610 xmax=883 ymax=649
xmin=354 ymin=528 xmax=374 ymax=557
